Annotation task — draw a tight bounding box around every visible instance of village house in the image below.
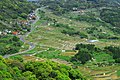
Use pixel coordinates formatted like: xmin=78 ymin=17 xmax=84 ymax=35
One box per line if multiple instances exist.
xmin=18 ymin=20 xmax=29 ymax=25
xmin=2 ymin=32 xmax=7 ymax=35
xmin=12 ymin=31 xmax=20 ymax=35
xmin=72 ymin=7 xmax=78 ymax=11
xmin=12 ymin=31 xmax=18 ymax=35
xmin=28 ymin=13 xmax=36 ymax=20
xmin=4 ymin=29 xmax=12 ymax=34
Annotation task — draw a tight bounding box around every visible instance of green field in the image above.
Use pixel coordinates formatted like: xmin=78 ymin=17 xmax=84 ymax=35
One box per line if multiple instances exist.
xmin=23 ymin=7 xmax=120 ymax=80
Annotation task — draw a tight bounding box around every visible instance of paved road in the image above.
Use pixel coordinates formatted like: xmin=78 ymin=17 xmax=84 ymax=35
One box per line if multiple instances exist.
xmin=3 ymin=8 xmax=40 ymax=58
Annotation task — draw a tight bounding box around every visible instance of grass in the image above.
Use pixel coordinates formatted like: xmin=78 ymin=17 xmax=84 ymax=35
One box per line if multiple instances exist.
xmin=117 ymin=70 xmax=120 ymax=77
xmin=60 ymin=51 xmax=77 ymax=57
xmin=93 ymin=53 xmax=115 ymax=63
xmin=35 ymin=50 xmax=71 ymax=61
xmin=19 ymin=43 xmax=29 ymax=51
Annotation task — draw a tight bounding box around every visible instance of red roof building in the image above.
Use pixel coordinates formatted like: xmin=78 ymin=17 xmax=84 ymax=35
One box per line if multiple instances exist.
xmin=12 ymin=31 xmax=18 ymax=35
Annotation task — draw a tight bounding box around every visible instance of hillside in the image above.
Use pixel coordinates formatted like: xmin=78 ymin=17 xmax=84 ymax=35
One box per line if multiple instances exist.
xmin=24 ymin=0 xmax=120 ymax=79
xmin=0 ymin=0 xmax=36 ymax=21
xmin=0 ymin=0 xmax=37 ymax=56
xmin=0 ymin=0 xmax=36 ymax=31
xmin=0 ymin=0 xmax=120 ymax=80
xmin=0 ymin=56 xmax=86 ymax=80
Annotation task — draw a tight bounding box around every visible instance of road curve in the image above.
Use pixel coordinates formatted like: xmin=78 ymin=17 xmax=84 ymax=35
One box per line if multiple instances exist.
xmin=3 ymin=8 xmax=40 ymax=58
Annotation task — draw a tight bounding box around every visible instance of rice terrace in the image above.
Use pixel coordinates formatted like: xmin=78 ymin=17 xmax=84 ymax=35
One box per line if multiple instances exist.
xmin=0 ymin=0 xmax=120 ymax=80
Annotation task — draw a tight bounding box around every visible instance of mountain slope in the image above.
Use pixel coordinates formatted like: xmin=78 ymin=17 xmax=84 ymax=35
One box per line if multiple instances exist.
xmin=0 ymin=0 xmax=36 ymax=21
xmin=0 ymin=0 xmax=36 ymax=31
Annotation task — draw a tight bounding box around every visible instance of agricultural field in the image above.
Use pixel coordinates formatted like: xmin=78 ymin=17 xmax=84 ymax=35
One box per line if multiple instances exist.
xmin=1 ymin=0 xmax=120 ymax=80
xmin=23 ymin=6 xmax=120 ymax=79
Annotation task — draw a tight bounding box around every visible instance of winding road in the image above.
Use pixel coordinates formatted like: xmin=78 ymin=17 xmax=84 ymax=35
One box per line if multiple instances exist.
xmin=3 ymin=8 xmax=40 ymax=58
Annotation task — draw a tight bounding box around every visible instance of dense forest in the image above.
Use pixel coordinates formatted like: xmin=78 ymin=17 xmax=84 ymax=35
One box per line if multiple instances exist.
xmin=0 ymin=56 xmax=86 ymax=80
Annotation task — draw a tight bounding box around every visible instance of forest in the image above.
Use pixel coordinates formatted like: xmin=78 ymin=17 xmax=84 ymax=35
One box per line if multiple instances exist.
xmin=0 ymin=56 xmax=86 ymax=80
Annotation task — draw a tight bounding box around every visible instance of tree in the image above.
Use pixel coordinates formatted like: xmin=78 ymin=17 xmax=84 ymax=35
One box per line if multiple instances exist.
xmin=22 ymin=71 xmax=38 ymax=80
xmin=21 ymin=13 xmax=27 ymax=19
xmin=72 ymin=49 xmax=92 ymax=64
xmin=12 ymin=36 xmax=19 ymax=42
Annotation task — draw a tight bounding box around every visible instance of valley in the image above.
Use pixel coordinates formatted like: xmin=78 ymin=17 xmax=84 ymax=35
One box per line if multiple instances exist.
xmin=0 ymin=0 xmax=120 ymax=80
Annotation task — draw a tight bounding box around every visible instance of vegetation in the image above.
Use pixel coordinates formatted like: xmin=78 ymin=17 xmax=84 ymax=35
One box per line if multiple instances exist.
xmin=0 ymin=0 xmax=37 ymax=56
xmin=27 ymin=1 xmax=120 ymax=79
xmin=117 ymin=70 xmax=120 ymax=77
xmin=0 ymin=0 xmax=36 ymax=21
xmin=100 ymin=8 xmax=120 ymax=34
xmin=72 ymin=43 xmax=120 ymax=65
xmin=0 ymin=35 xmax=23 ymax=55
xmin=0 ymin=0 xmax=36 ymax=33
xmin=35 ymin=49 xmax=71 ymax=61
xmin=51 ymin=22 xmax=88 ymax=38
xmin=0 ymin=0 xmax=120 ymax=79
xmin=105 ymin=46 xmax=120 ymax=63
xmin=100 ymin=8 xmax=120 ymax=28
xmin=38 ymin=0 xmax=115 ymax=15
xmin=0 ymin=56 xmax=86 ymax=80
xmin=72 ymin=49 xmax=92 ymax=64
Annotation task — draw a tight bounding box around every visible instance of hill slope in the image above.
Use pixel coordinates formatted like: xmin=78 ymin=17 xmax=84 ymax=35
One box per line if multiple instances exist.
xmin=0 ymin=0 xmax=36 ymax=31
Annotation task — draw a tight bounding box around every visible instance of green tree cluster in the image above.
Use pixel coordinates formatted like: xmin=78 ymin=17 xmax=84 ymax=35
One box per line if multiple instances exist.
xmin=72 ymin=43 xmax=120 ymax=64
xmin=105 ymin=46 xmax=120 ymax=63
xmin=100 ymin=8 xmax=120 ymax=34
xmin=0 ymin=56 xmax=86 ymax=80
xmin=38 ymin=0 xmax=108 ymax=15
